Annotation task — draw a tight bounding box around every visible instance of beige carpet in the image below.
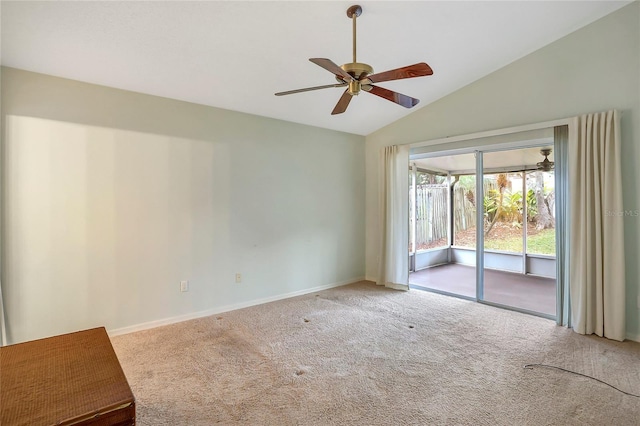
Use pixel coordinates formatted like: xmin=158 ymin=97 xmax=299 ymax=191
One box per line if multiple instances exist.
xmin=111 ymin=281 xmax=640 ymax=425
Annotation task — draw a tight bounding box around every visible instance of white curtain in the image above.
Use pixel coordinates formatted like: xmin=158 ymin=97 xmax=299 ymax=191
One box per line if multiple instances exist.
xmin=378 ymin=145 xmax=409 ymax=290
xmin=569 ymin=110 xmax=626 ymax=341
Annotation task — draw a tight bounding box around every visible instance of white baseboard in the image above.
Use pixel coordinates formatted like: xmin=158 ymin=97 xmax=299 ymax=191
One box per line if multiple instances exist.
xmin=108 ymin=277 xmax=364 ymax=337
xmin=627 ymin=332 xmax=640 ymax=343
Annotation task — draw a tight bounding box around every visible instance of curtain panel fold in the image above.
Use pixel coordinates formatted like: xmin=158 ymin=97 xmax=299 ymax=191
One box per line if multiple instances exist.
xmin=377 ymin=145 xmax=410 ymax=290
xmin=568 ymin=110 xmax=626 ymax=341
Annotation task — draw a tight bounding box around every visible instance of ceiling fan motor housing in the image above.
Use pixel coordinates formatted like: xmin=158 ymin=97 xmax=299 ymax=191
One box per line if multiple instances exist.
xmin=338 ymin=62 xmax=374 ymax=95
xmin=339 ymin=62 xmax=373 ymax=80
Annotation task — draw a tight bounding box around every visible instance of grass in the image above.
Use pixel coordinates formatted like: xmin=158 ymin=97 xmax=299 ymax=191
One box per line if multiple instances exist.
xmin=484 ymin=228 xmax=556 ymax=255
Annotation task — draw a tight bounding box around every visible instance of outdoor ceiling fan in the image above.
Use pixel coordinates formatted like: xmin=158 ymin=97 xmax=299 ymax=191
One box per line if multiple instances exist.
xmin=537 ymin=148 xmax=554 ymax=171
xmin=275 ymin=4 xmax=433 ymax=115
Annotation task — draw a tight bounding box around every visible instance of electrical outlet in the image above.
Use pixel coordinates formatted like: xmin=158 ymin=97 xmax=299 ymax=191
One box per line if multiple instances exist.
xmin=180 ymin=280 xmax=189 ymax=292
xmin=235 ymin=273 xmax=242 ymax=283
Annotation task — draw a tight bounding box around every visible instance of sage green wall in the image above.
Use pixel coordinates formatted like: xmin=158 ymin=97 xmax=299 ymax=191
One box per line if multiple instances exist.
xmin=365 ymin=2 xmax=640 ymax=340
xmin=1 ymin=67 xmax=365 ymax=344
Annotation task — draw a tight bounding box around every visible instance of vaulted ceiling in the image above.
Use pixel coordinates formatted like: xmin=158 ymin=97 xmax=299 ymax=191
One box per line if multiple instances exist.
xmin=1 ymin=1 xmax=630 ymax=135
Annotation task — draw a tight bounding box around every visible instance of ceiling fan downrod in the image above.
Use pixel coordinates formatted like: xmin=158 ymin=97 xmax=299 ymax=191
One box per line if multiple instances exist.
xmin=347 ymin=5 xmax=361 ymax=63
xmin=343 ymin=5 xmax=372 ymax=95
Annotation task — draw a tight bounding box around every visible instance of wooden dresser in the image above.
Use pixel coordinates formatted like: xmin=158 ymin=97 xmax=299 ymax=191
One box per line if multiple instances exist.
xmin=1 ymin=327 xmax=135 ymax=426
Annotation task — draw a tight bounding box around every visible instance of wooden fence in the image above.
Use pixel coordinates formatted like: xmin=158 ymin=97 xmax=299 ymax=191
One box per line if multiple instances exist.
xmin=413 ymin=183 xmax=495 ymax=248
xmin=452 ymin=186 xmax=476 ymax=234
xmin=414 ymin=184 xmax=448 ymax=247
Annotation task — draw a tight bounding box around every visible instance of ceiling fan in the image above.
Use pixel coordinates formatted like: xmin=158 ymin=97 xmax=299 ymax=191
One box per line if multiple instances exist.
xmin=275 ymin=4 xmax=433 ymax=115
xmin=537 ymin=148 xmax=554 ymax=171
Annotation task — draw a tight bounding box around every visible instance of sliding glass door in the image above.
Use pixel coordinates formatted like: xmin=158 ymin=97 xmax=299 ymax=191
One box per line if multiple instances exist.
xmin=409 ymin=142 xmax=559 ymax=320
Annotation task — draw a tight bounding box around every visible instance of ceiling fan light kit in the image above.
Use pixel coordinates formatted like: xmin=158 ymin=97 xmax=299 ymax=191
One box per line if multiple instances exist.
xmin=275 ymin=4 xmax=433 ymax=115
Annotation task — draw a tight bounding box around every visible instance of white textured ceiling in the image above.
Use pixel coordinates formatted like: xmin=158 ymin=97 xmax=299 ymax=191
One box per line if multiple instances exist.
xmin=1 ymin=1 xmax=631 ymax=136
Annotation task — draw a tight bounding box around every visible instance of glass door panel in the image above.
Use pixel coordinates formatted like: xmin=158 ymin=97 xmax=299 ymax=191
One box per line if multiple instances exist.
xmin=481 ymin=149 xmax=556 ymax=316
xmin=409 ymin=153 xmax=475 ymax=299
xmin=524 ymin=169 xmax=557 ymax=316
